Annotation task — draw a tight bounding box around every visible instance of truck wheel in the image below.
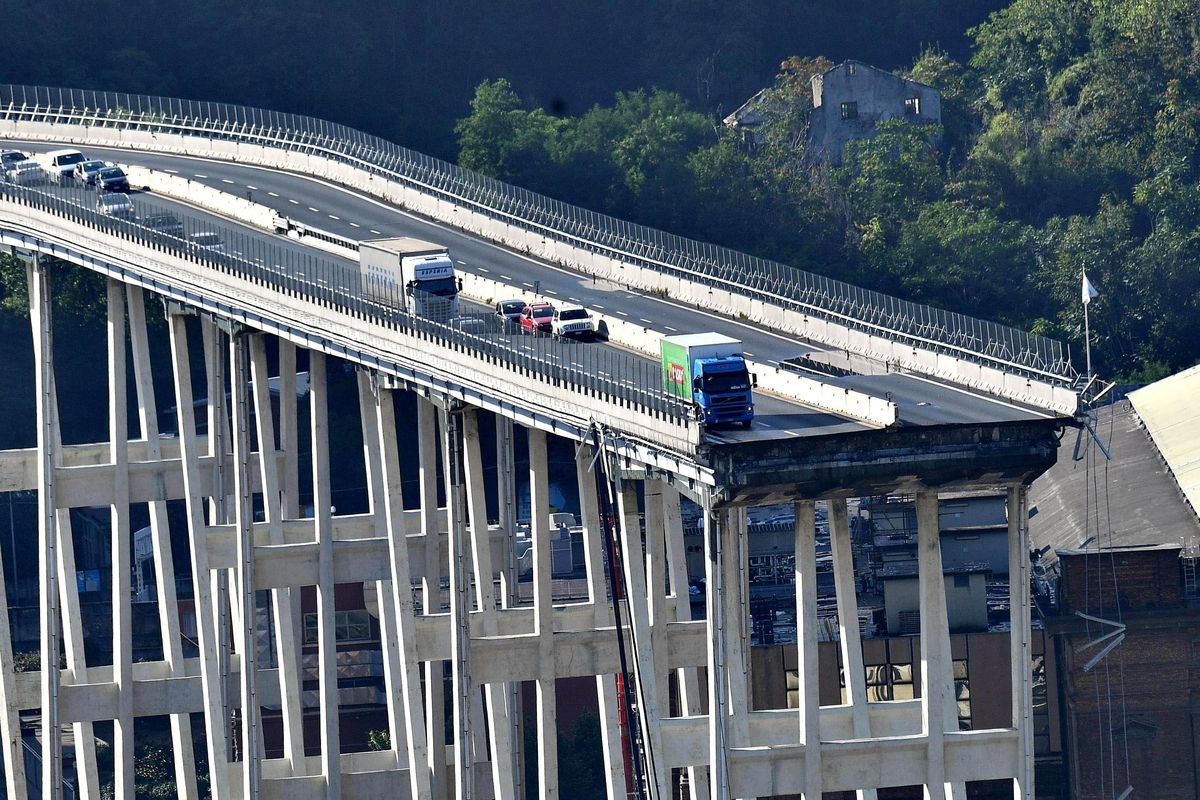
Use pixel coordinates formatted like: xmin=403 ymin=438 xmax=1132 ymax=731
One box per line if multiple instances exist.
xmin=741 ymin=420 xmax=752 ymax=429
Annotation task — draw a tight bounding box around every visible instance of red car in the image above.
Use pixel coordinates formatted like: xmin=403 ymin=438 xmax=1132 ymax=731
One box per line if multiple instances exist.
xmin=518 ymin=303 xmax=554 ymax=333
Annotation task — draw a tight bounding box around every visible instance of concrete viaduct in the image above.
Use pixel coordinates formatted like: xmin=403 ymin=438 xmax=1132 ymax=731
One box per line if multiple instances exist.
xmin=0 ymin=86 xmax=1079 ymax=800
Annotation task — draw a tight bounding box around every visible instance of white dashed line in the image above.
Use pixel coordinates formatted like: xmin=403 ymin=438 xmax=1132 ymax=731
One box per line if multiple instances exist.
xmin=616 ymin=311 xmax=629 ymax=317
xmin=221 ymin=178 xmax=235 ymax=184
xmin=522 ymin=282 xmax=533 ymax=288
xmin=369 ymin=229 xmax=381 ymax=235
xmin=545 ymin=289 xmax=558 ymax=295
xmin=289 ymin=199 xmax=299 ymax=205
xmin=193 ymin=173 xmax=207 ymax=179
xmin=568 ymin=297 xmax=579 ymax=302
xmin=349 ymin=222 xmax=360 ymax=228
xmin=593 ymin=304 xmax=605 ymax=310
xmin=665 ymin=325 xmax=678 ymax=332
xmin=768 ymin=359 xmax=780 ymax=365
xmin=456 ymin=260 xmax=467 ymax=265
xmin=164 ymin=169 xmax=178 ymax=174
xmin=639 ymin=318 xmax=652 ymax=323
xmin=328 ymin=214 xmax=339 ymax=220
xmin=744 ymin=351 xmax=755 ymax=357
xmin=478 ymin=267 xmax=489 ymax=273
xmin=308 ymin=206 xmax=319 ymax=212
xmin=246 ymin=185 xmax=258 ymax=191
xmin=268 ymin=191 xmax=279 ymax=197
xmin=499 ymin=274 xmax=512 ymax=280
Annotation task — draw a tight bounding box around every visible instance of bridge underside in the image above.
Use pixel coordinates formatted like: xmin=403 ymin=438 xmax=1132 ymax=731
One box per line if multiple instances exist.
xmin=0 ymin=258 xmax=1050 ymax=799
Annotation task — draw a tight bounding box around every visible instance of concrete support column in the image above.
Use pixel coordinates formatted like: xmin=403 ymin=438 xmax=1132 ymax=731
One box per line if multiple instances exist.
xmin=107 ymin=280 xmax=134 ymax=800
xmin=30 ymin=257 xmax=62 ymax=800
xmin=704 ymin=503 xmax=731 ymax=800
xmin=377 ymin=385 xmax=434 ymax=799
xmin=127 ymin=287 xmax=198 ymax=800
xmin=416 ymin=396 xmax=448 ymax=798
xmin=794 ymin=501 xmax=822 ymax=800
xmin=202 ymin=318 xmax=237 ymax=759
xmin=528 ymin=428 xmax=559 ymax=800
xmin=463 ymin=409 xmax=516 ymax=800
xmin=662 ymin=484 xmax=710 ymax=800
xmin=248 ymin=335 xmax=304 ymax=776
xmin=495 ymin=415 xmax=524 ymax=799
xmin=1008 ymin=486 xmax=1034 ymax=800
xmin=312 ymin=353 xmax=342 ymax=797
xmin=830 ymin=498 xmax=878 ymax=800
xmin=916 ymin=492 xmax=963 ymax=800
xmin=230 ymin=333 xmax=260 ymax=799
xmin=616 ymin=482 xmax=668 ymax=794
xmin=441 ymin=404 xmax=475 ymax=800
xmin=576 ymin=446 xmax=629 ymax=800
xmin=168 ymin=312 xmax=232 ymax=799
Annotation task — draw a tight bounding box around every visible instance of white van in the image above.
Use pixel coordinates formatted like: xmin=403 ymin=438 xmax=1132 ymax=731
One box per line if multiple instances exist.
xmin=38 ymin=149 xmax=87 ymax=184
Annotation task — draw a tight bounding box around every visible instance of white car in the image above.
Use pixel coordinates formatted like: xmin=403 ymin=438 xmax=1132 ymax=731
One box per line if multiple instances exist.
xmin=5 ymin=160 xmax=47 ymax=186
xmin=41 ymin=148 xmax=86 ymax=184
xmin=551 ymin=305 xmax=595 ymax=338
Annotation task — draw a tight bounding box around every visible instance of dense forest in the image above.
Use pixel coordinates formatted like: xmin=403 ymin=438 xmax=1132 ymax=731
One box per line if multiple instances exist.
xmin=2 ymin=0 xmax=1198 ymax=380
xmin=452 ymin=0 xmax=1200 ymax=381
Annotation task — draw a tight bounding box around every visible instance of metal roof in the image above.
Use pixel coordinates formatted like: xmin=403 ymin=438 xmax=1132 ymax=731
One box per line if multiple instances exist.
xmin=1128 ymin=365 xmax=1200 ymax=528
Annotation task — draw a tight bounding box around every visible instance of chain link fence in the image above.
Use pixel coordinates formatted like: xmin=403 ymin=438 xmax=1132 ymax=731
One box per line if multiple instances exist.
xmin=0 ymin=84 xmax=1079 ymax=388
xmin=0 ymin=177 xmax=692 ymax=425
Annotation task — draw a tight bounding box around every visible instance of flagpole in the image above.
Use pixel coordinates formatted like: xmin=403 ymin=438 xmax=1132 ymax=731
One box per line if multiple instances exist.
xmin=1084 ymin=292 xmax=1092 ymax=379
xmin=1082 ymin=268 xmax=1093 ymax=379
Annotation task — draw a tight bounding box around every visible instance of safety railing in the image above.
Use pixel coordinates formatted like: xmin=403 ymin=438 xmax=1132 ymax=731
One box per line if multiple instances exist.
xmin=0 ymin=84 xmax=1078 ymax=387
xmin=0 ymin=179 xmax=692 ymax=426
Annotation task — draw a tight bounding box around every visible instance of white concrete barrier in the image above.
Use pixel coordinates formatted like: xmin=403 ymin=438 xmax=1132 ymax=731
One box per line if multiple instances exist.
xmin=3 ymin=122 xmax=1076 ymax=414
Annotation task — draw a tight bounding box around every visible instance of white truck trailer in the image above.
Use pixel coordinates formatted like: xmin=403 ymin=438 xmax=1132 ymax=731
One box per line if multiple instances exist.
xmin=359 ymin=237 xmax=460 ymax=321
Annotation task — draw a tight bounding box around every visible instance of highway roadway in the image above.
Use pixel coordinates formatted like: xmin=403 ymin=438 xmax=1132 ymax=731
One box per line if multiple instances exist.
xmin=6 ymin=140 xmax=1055 ymax=437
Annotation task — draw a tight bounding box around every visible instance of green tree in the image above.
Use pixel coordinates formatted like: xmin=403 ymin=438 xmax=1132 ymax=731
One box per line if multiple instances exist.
xmin=455 ymin=79 xmax=562 ymax=184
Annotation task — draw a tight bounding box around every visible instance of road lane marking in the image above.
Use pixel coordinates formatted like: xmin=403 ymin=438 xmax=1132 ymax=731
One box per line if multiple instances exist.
xmin=164 ymin=169 xmax=178 ymax=174
xmin=289 ymin=199 xmax=299 ymax=204
xmin=369 ymin=229 xmax=381 ymax=234
xmin=545 ymin=289 xmax=558 ymax=295
xmin=639 ymin=318 xmax=652 ymax=323
xmin=268 ymin=191 xmax=279 ymax=197
xmin=478 ymin=267 xmax=489 ymax=273
xmin=221 ymin=178 xmax=235 ymax=184
xmin=308 ymin=206 xmax=319 ymax=212
xmin=349 ymin=222 xmax=360 ymax=228
xmin=193 ymin=173 xmax=207 ymax=178
xmin=665 ymin=325 xmax=678 ymax=332
xmin=499 ymin=274 xmax=512 ymax=280
xmin=328 ymin=214 xmax=339 ymax=220
xmin=246 ymin=185 xmax=258 ymax=191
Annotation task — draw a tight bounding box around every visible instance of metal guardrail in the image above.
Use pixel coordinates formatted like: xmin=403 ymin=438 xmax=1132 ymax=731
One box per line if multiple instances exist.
xmin=0 ymin=180 xmax=692 ymax=426
xmin=0 ymin=84 xmax=1079 ymax=387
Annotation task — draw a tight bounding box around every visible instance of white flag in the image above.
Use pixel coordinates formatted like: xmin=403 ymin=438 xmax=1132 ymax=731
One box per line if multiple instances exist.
xmin=1082 ymin=272 xmax=1099 ymax=305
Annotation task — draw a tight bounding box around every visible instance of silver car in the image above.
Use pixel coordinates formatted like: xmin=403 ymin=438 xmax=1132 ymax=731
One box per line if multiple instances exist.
xmin=97 ymin=192 xmax=136 ymax=219
xmin=190 ymin=232 xmax=225 ymax=252
xmin=73 ymin=159 xmax=107 ymax=187
xmin=6 ymin=160 xmax=47 ymax=186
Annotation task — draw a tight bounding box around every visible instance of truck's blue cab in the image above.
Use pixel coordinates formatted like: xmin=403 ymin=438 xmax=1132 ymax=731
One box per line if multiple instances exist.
xmin=693 ymin=356 xmax=755 ymax=427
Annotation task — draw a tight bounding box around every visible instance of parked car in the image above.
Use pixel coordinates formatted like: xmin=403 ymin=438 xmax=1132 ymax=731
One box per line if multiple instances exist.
xmin=73 ymin=160 xmax=107 ymax=187
xmin=4 ymin=160 xmax=47 ymax=186
xmin=94 ymin=166 xmax=129 ymax=193
xmin=97 ymin=192 xmax=136 ymax=219
xmin=518 ymin=302 xmax=554 ymax=334
xmin=0 ymin=150 xmax=29 ymax=170
xmin=190 ymin=231 xmax=225 ymax=252
xmin=41 ymin=149 xmax=86 ymax=184
xmin=495 ymin=298 xmax=525 ymax=328
xmin=142 ymin=212 xmax=184 ymax=238
xmin=551 ymin=305 xmax=595 ymax=339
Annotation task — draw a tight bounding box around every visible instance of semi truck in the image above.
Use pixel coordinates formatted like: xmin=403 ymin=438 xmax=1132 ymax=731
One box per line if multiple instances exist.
xmin=660 ymin=333 xmax=755 ymax=427
xmin=359 ymin=237 xmax=460 ymax=321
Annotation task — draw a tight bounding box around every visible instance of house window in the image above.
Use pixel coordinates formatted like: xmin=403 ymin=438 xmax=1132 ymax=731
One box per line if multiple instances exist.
xmin=905 ymin=96 xmax=921 ymax=116
xmin=303 ymin=609 xmax=373 ymax=644
xmin=841 ymin=102 xmax=858 ymax=120
xmin=847 ymin=63 xmax=856 ymax=76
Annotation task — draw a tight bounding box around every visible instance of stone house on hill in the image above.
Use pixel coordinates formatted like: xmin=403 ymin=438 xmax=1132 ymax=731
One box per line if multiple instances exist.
xmin=805 ymin=60 xmax=942 ymax=166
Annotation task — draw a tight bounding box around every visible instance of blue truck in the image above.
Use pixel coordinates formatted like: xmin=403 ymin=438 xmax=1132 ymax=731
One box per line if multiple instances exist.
xmin=660 ymin=333 xmax=755 ymax=427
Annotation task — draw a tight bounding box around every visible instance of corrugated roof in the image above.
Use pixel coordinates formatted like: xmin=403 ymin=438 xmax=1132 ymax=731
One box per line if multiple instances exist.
xmin=1128 ymin=365 xmax=1200 ymax=528
xmin=1027 ymin=399 xmax=1200 ymax=558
